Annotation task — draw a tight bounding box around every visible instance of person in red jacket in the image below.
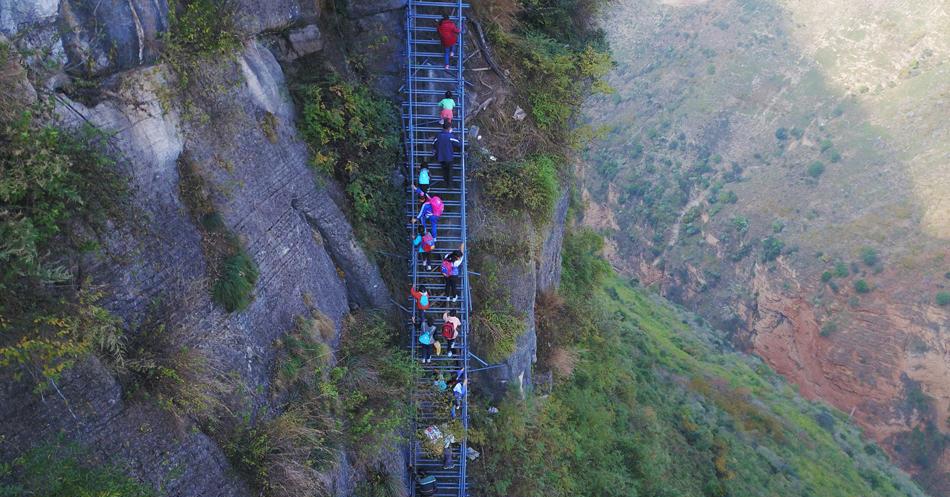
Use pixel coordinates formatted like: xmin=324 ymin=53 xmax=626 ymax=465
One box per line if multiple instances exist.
xmin=437 ymin=14 xmax=461 ymax=70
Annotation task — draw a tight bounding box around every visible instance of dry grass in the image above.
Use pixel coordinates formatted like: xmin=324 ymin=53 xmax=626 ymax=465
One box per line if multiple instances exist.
xmin=547 ymin=346 xmax=579 ymax=379
xmin=471 ymin=0 xmax=522 ymax=32
xmin=264 ymin=405 xmax=339 ymax=497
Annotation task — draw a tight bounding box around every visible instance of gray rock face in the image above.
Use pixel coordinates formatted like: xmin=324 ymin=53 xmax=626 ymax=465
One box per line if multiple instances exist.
xmin=0 ymin=357 xmax=253 ymax=497
xmin=6 ymin=41 xmax=393 ymax=495
xmin=537 ymin=189 xmax=569 ymax=293
xmin=346 ymin=9 xmax=405 ymax=94
xmin=343 ymin=0 xmax=406 ymax=19
xmin=286 ymin=24 xmax=323 ymax=59
xmin=0 ymin=0 xmax=58 ymax=35
xmin=58 ymin=0 xmax=169 ymax=77
xmin=233 ymin=0 xmax=319 ymax=35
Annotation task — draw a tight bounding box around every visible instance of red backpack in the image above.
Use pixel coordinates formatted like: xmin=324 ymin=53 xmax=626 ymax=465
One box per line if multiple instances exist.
xmin=442 ymin=322 xmax=457 ymax=339
xmin=422 ymin=233 xmax=435 ymax=252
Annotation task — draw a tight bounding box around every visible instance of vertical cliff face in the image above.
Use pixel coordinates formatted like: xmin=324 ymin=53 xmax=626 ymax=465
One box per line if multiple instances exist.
xmin=0 ymin=1 xmax=409 ymax=495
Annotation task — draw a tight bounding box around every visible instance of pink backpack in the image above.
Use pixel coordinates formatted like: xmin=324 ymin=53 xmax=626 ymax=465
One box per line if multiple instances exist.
xmin=429 ymin=196 xmax=444 ymax=216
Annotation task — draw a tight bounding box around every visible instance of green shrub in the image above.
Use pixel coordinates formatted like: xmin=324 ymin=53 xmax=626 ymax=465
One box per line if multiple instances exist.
xmin=561 ymin=228 xmax=611 ymax=297
xmin=807 ymin=161 xmax=826 ymax=178
xmin=0 ymin=112 xmax=127 ymax=391
xmin=1 ymin=112 xmax=122 ymax=288
xmin=820 ymin=139 xmax=834 ymax=152
xmin=820 ymin=321 xmax=839 ymax=337
xmin=718 ymin=190 xmax=738 ymax=204
xmin=775 ymin=127 xmax=789 ymax=140
xmin=212 ymin=252 xmax=259 ymax=312
xmin=936 ymin=291 xmax=950 ymax=307
xmin=476 ymin=154 xmax=560 ymax=223
xmin=161 ymin=0 xmax=240 ymax=89
xmin=762 ymin=236 xmax=784 ymax=262
xmin=834 ymin=261 xmax=850 ymax=278
xmin=860 ymin=247 xmax=879 ymax=267
xmin=732 ymin=216 xmax=750 ymax=234
xmin=821 ymin=271 xmax=833 ymax=282
xmin=4 ymin=438 xmax=154 ymax=497
xmin=854 ymin=279 xmax=871 ymax=294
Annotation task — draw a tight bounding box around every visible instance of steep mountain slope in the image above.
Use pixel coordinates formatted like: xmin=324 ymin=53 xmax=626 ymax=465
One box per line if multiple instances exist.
xmin=576 ymin=0 xmax=949 ymax=493
xmin=473 ymin=230 xmax=928 ymax=497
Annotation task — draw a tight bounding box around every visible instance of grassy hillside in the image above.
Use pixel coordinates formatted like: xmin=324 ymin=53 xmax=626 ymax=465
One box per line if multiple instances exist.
xmin=472 ymin=230 xmax=926 ymax=497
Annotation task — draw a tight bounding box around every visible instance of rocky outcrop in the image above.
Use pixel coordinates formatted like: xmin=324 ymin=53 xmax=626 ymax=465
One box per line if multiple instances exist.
xmin=58 ymin=0 xmax=169 ymax=77
xmin=1 ymin=1 xmax=405 ymax=492
xmin=0 ymin=357 xmax=252 ymax=497
xmin=537 ymin=190 xmax=569 ymax=293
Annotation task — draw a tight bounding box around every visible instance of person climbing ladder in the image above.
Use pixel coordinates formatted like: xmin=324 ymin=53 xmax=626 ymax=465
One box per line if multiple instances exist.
xmin=432 ymin=122 xmax=461 ymax=187
xmin=437 ymin=13 xmax=461 ymax=70
xmin=441 ymin=243 xmax=464 ymax=302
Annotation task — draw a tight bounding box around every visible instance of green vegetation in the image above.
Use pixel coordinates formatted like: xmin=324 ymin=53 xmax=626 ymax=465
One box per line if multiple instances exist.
xmin=820 ymin=320 xmax=839 ymax=337
xmin=177 ymin=154 xmax=259 ymax=312
xmin=821 ymin=271 xmax=833 ymax=282
xmin=762 ymin=236 xmax=785 ymax=262
xmin=475 ymin=155 xmax=560 ymax=223
xmin=0 ymin=438 xmax=154 ymax=497
xmin=295 ymin=75 xmax=403 ymax=287
xmin=162 ymin=0 xmax=241 ymax=87
xmin=471 ymin=257 xmax=527 ymax=363
xmin=834 ymin=261 xmax=850 ymax=278
xmin=807 ymin=160 xmax=826 ymax=178
xmin=476 ymin=0 xmax=611 ymax=137
xmin=212 ymin=252 xmax=260 ymax=312
xmin=0 ymin=111 xmax=128 ymax=391
xmin=860 ymin=247 xmax=879 ymax=267
xmin=218 ymin=312 xmax=414 ymax=495
xmin=935 ymin=291 xmax=950 ymax=307
xmin=854 ymin=279 xmax=871 ymax=294
xmin=473 ymin=229 xmax=925 ymax=497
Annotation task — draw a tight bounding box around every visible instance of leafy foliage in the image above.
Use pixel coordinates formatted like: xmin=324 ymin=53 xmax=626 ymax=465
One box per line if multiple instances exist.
xmin=854 ymin=279 xmax=871 ymax=294
xmin=0 ymin=112 xmax=127 ymax=391
xmin=936 ymin=291 xmax=950 ymax=307
xmin=162 ymin=0 xmax=241 ymax=88
xmin=299 ymin=79 xmax=400 ymax=222
xmin=762 ymin=236 xmax=785 ymax=262
xmin=475 ymin=154 xmax=560 ymax=223
xmin=1 ymin=438 xmax=154 ymax=497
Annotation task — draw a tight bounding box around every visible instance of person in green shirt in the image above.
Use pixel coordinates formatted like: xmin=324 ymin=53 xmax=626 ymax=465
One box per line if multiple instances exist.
xmin=439 ymin=91 xmax=455 ymax=124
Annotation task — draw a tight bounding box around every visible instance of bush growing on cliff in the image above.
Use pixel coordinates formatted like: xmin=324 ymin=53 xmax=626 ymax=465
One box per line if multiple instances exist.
xmin=162 ymin=0 xmax=240 ymax=86
xmin=762 ymin=236 xmax=785 ymax=262
xmin=854 ymin=279 xmax=871 ymax=294
xmin=475 ymin=154 xmax=560 ymax=223
xmin=1 ymin=438 xmax=155 ymax=497
xmin=935 ymin=291 xmax=950 ymax=306
xmin=0 ymin=112 xmax=129 ymax=391
xmin=296 ymin=77 xmax=403 ymax=287
xmin=177 ymin=153 xmax=260 ymax=312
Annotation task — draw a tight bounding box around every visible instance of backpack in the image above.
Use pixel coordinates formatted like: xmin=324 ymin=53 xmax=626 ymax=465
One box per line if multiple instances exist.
xmin=441 ymin=259 xmax=454 ymax=276
xmin=419 ymin=329 xmax=433 ymax=345
xmin=433 ymin=340 xmax=442 ymax=355
xmin=419 ymin=168 xmax=430 ymax=185
xmin=419 ymin=292 xmax=429 ymax=308
xmin=422 ymin=233 xmax=435 ymax=252
xmin=429 ymin=196 xmax=444 ymax=216
xmin=442 ymin=322 xmax=456 ymax=339
xmin=418 ymin=474 xmax=437 ymax=496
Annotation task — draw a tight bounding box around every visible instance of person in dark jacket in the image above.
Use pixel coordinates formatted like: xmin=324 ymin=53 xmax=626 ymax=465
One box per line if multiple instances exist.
xmin=437 ymin=14 xmax=461 ymax=70
xmin=432 ymin=122 xmax=461 ymax=186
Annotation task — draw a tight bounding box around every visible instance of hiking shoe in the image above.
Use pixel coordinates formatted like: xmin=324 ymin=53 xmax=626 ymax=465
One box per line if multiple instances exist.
xmin=448 ymin=351 xmax=453 ymax=357
xmin=444 ymin=64 xmax=450 ymax=70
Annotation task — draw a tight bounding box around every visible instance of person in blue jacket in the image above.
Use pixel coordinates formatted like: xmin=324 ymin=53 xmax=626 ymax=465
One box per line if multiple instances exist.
xmin=432 ymin=121 xmax=461 ymax=186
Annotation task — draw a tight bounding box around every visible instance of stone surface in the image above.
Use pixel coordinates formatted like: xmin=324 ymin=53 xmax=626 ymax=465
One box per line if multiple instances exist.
xmin=233 ymin=0 xmax=319 ymax=35
xmin=286 ymin=23 xmax=323 ymax=59
xmin=0 ymin=357 xmax=253 ymax=497
xmin=537 ymin=189 xmax=569 ymax=292
xmin=344 ymin=0 xmax=406 ymax=19
xmin=0 ymin=0 xmax=57 ymax=34
xmin=58 ymin=0 xmax=169 ymax=77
